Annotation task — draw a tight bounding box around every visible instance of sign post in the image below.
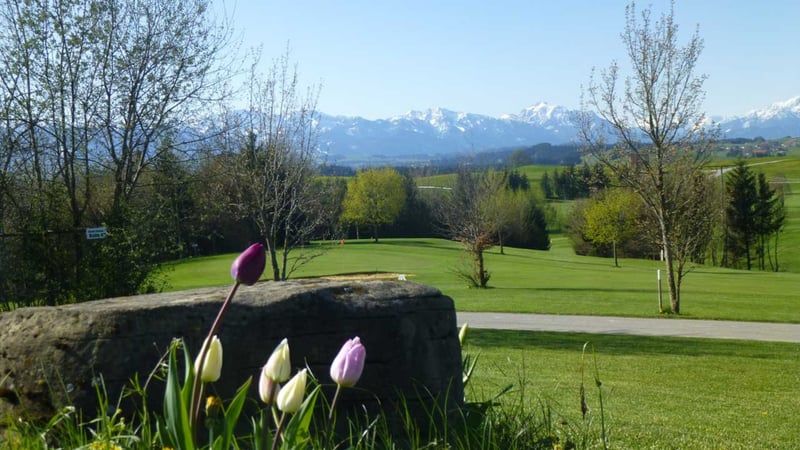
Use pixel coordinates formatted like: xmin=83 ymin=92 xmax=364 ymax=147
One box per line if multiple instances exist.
xmin=85 ymin=227 xmax=108 ymax=240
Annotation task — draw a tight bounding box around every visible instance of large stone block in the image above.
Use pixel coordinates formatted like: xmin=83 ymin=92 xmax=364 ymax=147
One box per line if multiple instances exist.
xmin=0 ymin=279 xmax=463 ymax=428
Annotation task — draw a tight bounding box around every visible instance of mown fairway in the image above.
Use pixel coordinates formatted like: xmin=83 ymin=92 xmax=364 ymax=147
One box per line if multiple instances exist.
xmin=165 ymin=237 xmax=800 ymax=323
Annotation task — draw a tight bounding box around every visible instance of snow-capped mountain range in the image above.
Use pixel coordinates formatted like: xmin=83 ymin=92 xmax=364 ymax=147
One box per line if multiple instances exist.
xmin=719 ymin=96 xmax=800 ymax=139
xmin=316 ymin=96 xmax=800 ymax=162
xmin=316 ymin=102 xmax=579 ymax=161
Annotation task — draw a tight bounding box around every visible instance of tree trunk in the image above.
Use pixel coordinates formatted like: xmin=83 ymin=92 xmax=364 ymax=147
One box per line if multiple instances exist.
xmin=265 ymin=236 xmax=280 ymax=281
xmin=476 ymin=249 xmax=488 ymax=288
xmin=660 ymin=223 xmax=680 ymax=314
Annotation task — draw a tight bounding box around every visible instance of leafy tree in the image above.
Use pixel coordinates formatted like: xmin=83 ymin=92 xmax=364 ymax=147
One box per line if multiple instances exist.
xmin=482 ymin=173 xmax=518 ymax=254
xmin=484 ymin=171 xmax=550 ymax=253
xmin=578 ymin=1 xmax=715 ymax=314
xmin=505 ymin=194 xmax=551 ymax=251
xmin=549 ymin=164 xmax=605 ymax=200
xmin=582 ymin=189 xmax=639 ymax=267
xmin=341 ymin=168 xmax=406 ymax=243
xmin=148 ymin=144 xmax=198 ymax=260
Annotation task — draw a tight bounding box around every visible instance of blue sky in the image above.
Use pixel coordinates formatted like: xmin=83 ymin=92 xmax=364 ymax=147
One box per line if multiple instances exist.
xmin=214 ymin=0 xmax=800 ymax=120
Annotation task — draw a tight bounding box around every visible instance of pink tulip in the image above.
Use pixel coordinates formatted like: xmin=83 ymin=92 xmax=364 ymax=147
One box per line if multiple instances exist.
xmin=230 ymin=243 xmax=266 ymax=285
xmin=330 ymin=337 xmax=366 ymax=388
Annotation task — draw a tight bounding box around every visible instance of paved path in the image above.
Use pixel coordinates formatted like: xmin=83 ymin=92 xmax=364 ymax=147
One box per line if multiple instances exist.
xmin=456 ymin=312 xmax=800 ymax=343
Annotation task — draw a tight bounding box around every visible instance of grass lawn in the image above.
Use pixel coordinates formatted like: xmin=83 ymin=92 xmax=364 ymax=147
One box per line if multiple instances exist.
xmin=467 ymin=329 xmax=800 ymax=450
xmin=163 ymin=237 xmax=800 ymax=323
xmin=161 ymin=239 xmax=800 ymax=448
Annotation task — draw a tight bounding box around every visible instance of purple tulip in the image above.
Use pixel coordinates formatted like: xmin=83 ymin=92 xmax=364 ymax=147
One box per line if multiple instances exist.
xmin=230 ymin=243 xmax=266 ymax=285
xmin=330 ymin=337 xmax=366 ymax=387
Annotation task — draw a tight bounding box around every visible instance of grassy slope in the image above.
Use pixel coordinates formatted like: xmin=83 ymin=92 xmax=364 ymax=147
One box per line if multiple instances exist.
xmin=164 ymin=237 xmax=800 ymax=323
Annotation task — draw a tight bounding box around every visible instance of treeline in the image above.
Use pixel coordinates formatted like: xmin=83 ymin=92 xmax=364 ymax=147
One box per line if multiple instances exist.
xmin=341 ymin=167 xmax=550 ymax=251
xmin=540 ymin=163 xmax=611 ymax=200
xmin=566 ymin=160 xmax=787 ymax=271
xmin=0 ymin=0 xmax=556 ymax=310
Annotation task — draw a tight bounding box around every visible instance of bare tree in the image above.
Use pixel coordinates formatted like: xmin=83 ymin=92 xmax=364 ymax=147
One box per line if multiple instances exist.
xmin=225 ymin=51 xmax=328 ymax=280
xmin=434 ymin=168 xmax=505 ymax=288
xmin=578 ymin=1 xmax=716 ymax=313
xmin=93 ymin=0 xmax=235 ymax=220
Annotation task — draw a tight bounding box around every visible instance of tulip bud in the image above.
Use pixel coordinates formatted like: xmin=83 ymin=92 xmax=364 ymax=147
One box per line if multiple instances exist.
xmin=230 ymin=243 xmax=266 ymax=285
xmin=258 ymin=369 xmax=280 ymax=405
xmin=458 ymin=323 xmax=468 ymax=346
xmin=194 ymin=335 xmax=223 ymax=383
xmin=276 ymin=368 xmax=307 ymax=413
xmin=263 ymin=338 xmax=291 ymax=382
xmin=330 ymin=337 xmax=366 ymax=388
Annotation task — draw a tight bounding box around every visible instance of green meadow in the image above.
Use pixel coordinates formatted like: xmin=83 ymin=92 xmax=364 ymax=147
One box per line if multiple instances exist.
xmin=165 ymin=237 xmax=800 ymax=323
xmin=163 ymin=238 xmax=800 ymax=449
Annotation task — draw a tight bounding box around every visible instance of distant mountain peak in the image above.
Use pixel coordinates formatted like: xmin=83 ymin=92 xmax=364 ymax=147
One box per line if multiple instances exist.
xmin=721 ymin=94 xmax=800 ymax=138
xmin=314 ymin=95 xmax=800 ymax=163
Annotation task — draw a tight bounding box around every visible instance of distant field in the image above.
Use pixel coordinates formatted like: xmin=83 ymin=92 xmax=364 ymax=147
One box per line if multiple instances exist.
xmin=163 ymin=237 xmax=800 ymax=324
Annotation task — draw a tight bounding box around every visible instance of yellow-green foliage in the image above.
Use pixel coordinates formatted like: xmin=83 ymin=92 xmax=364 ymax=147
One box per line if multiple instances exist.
xmin=582 ymin=188 xmax=640 ymax=245
xmin=341 ymin=168 xmax=406 ymax=233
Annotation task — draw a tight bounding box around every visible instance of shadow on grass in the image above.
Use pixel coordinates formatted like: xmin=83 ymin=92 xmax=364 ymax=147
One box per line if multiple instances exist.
xmin=469 ymin=329 xmax=796 ymax=360
xmin=381 ymin=239 xmax=464 ymax=252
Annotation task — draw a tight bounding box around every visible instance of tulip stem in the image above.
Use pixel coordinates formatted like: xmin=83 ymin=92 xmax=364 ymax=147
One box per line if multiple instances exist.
xmin=190 ymin=281 xmax=241 ymax=435
xmin=271 ymin=412 xmax=287 ymax=450
xmin=328 ymin=384 xmax=343 ymax=422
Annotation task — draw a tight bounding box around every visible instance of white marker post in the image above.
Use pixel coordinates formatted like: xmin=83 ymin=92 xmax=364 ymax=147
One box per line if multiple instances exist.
xmin=657 ymin=269 xmax=663 ymax=313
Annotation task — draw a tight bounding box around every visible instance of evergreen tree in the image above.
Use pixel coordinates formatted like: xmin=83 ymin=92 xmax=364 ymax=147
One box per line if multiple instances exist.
xmin=725 ymin=161 xmax=758 ymax=269
xmin=540 ymin=171 xmax=554 ymax=199
xmin=754 ymin=173 xmax=785 ymax=271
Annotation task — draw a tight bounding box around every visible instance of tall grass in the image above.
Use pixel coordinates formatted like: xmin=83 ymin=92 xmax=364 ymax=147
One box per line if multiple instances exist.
xmin=2 ymin=335 xmax=610 ymax=449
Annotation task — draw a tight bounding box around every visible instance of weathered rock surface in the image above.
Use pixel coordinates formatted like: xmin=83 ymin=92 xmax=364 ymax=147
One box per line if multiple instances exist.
xmin=0 ymin=279 xmax=463 ymax=427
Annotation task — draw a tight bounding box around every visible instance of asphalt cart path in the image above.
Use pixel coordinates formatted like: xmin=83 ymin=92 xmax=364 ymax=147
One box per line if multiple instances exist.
xmin=456 ymin=312 xmax=800 ymax=343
